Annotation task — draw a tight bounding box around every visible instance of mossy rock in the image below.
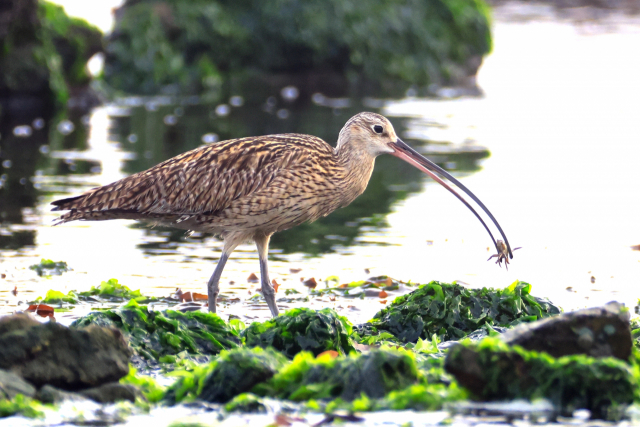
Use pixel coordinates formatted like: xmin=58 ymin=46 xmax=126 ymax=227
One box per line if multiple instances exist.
xmin=0 ymin=0 xmax=102 ymax=115
xmin=72 ymin=301 xmax=244 ymax=363
xmin=359 ymin=280 xmax=561 ymax=343
xmin=445 ymin=337 xmax=638 ymax=420
xmin=255 ymin=349 xmax=420 ymax=402
xmin=243 ymin=307 xmax=356 ymax=358
xmin=104 ymin=0 xmax=492 ymax=96
xmin=165 ymin=347 xmax=287 ymax=404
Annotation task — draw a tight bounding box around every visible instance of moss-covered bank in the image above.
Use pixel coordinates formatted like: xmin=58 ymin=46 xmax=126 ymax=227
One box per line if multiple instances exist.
xmin=0 ymin=0 xmax=102 ymax=121
xmin=104 ymin=0 xmax=492 ymax=98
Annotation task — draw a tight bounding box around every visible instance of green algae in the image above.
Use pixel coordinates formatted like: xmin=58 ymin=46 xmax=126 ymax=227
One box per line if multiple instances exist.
xmin=104 ymin=0 xmax=492 ymax=96
xmin=0 ymin=394 xmax=45 ymax=419
xmin=359 ymin=280 xmax=561 ymax=343
xmin=316 ymin=383 xmax=466 ymax=413
xmin=78 ymin=279 xmax=145 ymax=301
xmin=165 ymin=347 xmax=287 ymax=404
xmin=29 ymin=259 xmax=70 ymax=277
xmin=224 ymin=392 xmax=267 ymax=413
xmin=36 ymin=279 xmax=155 ymax=305
xmin=445 ymin=337 xmax=639 ymax=420
xmin=255 ymin=349 xmax=420 ymax=402
xmin=632 ymin=317 xmax=640 ymax=350
xmin=72 ymin=300 xmax=243 ymax=363
xmin=119 ymin=367 xmax=165 ymax=404
xmin=243 ymin=308 xmax=356 ymax=358
xmin=36 ymin=289 xmax=79 ymax=304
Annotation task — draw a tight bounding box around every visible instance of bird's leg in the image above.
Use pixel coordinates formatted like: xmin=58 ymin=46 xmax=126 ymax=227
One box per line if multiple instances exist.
xmin=255 ymin=233 xmax=279 ymax=317
xmin=207 ymin=240 xmax=238 ymax=313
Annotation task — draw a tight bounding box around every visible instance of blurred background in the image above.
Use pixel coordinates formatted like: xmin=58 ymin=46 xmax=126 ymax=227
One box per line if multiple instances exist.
xmin=1 ymin=0 xmax=639 ymax=322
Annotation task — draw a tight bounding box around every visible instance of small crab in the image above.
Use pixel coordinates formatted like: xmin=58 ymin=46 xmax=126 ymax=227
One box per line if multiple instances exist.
xmin=488 ymin=240 xmax=521 ymax=270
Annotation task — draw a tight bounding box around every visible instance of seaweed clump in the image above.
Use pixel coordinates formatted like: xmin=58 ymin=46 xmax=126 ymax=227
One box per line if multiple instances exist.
xmin=243 ymin=308 xmax=356 ymax=358
xmin=29 ymin=259 xmax=70 ymax=277
xmin=361 ymin=280 xmax=560 ymax=343
xmin=256 ymin=349 xmax=419 ymax=402
xmin=72 ymin=300 xmax=244 ymax=365
xmin=165 ymin=347 xmax=287 ymax=404
xmin=0 ymin=395 xmax=44 ymax=419
xmin=445 ymin=337 xmax=639 ymax=420
xmin=37 ymin=279 xmax=153 ymax=305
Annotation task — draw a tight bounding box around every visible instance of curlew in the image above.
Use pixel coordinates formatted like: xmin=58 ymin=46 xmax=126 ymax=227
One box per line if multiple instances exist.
xmin=52 ymin=112 xmax=513 ymax=317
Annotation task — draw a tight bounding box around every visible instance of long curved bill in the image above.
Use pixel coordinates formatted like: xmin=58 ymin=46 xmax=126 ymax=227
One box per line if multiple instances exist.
xmin=389 ymin=138 xmax=513 ymax=259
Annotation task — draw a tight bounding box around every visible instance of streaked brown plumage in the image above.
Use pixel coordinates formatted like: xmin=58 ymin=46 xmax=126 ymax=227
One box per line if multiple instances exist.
xmin=52 ymin=112 xmax=513 ymax=317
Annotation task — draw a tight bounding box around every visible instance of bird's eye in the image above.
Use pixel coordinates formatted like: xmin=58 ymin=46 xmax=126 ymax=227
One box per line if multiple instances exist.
xmin=373 ymin=125 xmax=384 ymax=134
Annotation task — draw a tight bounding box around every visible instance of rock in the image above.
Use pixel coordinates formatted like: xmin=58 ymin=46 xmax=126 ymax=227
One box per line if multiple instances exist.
xmin=0 ymin=316 xmax=131 ymax=390
xmin=37 ymin=385 xmax=91 ymax=404
xmin=500 ymin=302 xmax=631 ymax=360
xmin=1 ymin=0 xmax=103 ymax=119
xmin=104 ymin=0 xmax=491 ymax=97
xmin=80 ymin=382 xmax=141 ymax=403
xmin=0 ymin=313 xmax=39 ymax=335
xmin=444 ymin=338 xmax=637 ymax=419
xmin=165 ymin=347 xmax=287 ymax=404
xmin=0 ymin=368 xmax=36 ymax=399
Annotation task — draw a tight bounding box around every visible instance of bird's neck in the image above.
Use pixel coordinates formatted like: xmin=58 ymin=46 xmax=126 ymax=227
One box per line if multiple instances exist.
xmin=334 ymin=142 xmax=376 ymax=206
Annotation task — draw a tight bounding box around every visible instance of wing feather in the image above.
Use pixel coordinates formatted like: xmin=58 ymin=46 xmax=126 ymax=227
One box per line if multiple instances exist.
xmin=52 ymin=134 xmax=334 ymax=223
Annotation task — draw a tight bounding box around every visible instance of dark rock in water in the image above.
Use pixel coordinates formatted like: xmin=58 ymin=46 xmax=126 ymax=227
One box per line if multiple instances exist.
xmin=500 ymin=301 xmax=631 ymax=360
xmin=0 ymin=313 xmax=40 ymax=335
xmin=444 ymin=338 xmax=636 ymax=420
xmin=197 ymin=348 xmax=287 ymax=404
xmin=0 ymin=315 xmax=131 ymax=390
xmin=104 ymin=0 xmax=491 ymax=97
xmin=0 ymin=368 xmax=36 ymax=399
xmin=0 ymin=0 xmax=103 ymax=120
xmin=37 ymin=385 xmax=91 ymax=404
xmin=265 ymin=348 xmax=420 ymax=402
xmin=80 ymin=382 xmax=141 ymax=403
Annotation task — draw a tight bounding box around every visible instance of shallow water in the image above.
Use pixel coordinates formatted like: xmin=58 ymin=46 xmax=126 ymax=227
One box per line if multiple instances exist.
xmin=1 ymin=7 xmax=640 ymax=330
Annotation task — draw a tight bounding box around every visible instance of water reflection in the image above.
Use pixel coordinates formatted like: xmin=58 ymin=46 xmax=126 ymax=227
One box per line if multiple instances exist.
xmin=107 ymin=96 xmax=488 ymax=256
xmin=0 ymin=91 xmax=489 ymax=260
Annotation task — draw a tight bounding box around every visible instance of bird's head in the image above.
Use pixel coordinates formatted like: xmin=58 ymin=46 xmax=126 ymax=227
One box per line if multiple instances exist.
xmin=336 ymin=112 xmax=398 ymax=157
xmin=338 ymin=111 xmax=514 ymax=261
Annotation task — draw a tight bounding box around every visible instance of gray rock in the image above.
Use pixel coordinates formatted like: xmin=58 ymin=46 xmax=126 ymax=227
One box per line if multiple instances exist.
xmin=0 ymin=315 xmax=132 ymax=390
xmin=0 ymin=368 xmax=36 ymax=399
xmin=37 ymin=385 xmax=91 ymax=404
xmin=79 ymin=382 xmax=141 ymax=403
xmin=0 ymin=313 xmax=40 ymax=336
xmin=500 ymin=301 xmax=632 ymax=360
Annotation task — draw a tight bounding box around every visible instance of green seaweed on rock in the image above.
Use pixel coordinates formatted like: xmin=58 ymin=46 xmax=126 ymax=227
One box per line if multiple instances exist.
xmin=29 ymin=259 xmax=70 ymax=277
xmin=104 ymin=0 xmax=492 ymax=96
xmin=36 ymin=289 xmax=79 ymax=304
xmin=445 ymin=337 xmax=639 ymax=420
xmin=119 ymin=367 xmax=166 ymax=404
xmin=36 ymin=279 xmax=154 ymax=305
xmin=255 ymin=349 xmax=420 ymax=402
xmin=224 ymin=393 xmax=267 ymax=413
xmin=72 ymin=300 xmax=243 ymax=363
xmin=359 ymin=280 xmax=561 ymax=343
xmin=243 ymin=308 xmax=356 ymax=358
xmin=0 ymin=394 xmax=45 ymax=419
xmin=165 ymin=347 xmax=287 ymax=404
xmin=78 ymin=278 xmax=146 ymax=301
